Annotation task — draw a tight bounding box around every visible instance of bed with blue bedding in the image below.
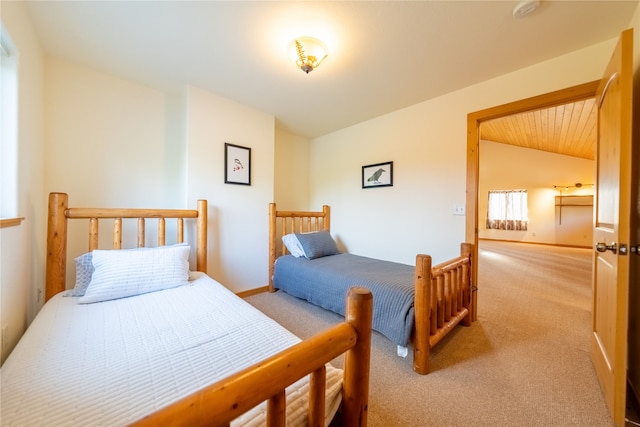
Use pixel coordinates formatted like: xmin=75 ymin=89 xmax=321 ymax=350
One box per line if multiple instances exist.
xmin=274 ymin=253 xmax=415 ymax=348
xmin=268 ymin=202 xmax=476 ymax=375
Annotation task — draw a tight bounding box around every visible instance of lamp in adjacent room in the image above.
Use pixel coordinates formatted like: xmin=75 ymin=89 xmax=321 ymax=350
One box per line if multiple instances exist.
xmin=289 ymin=36 xmax=328 ymax=74
xmin=552 ymin=183 xmax=594 ymax=191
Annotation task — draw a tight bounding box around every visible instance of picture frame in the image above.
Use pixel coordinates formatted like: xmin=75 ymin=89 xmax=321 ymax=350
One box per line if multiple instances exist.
xmin=224 ymin=143 xmax=251 ymax=185
xmin=362 ymin=161 xmax=393 ymax=188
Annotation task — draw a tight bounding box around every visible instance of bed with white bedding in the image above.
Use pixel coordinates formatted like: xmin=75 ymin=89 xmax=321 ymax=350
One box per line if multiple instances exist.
xmin=1 ymin=272 xmax=343 ymax=426
xmin=0 ymin=192 xmax=373 ymax=426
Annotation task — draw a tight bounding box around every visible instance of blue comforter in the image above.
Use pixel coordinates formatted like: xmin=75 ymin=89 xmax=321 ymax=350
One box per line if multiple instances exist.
xmin=273 ymin=253 xmax=415 ymax=346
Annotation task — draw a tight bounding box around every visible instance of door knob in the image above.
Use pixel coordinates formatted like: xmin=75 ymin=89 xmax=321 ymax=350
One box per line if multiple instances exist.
xmin=596 ymin=242 xmax=617 ymax=253
xmin=631 ymin=245 xmax=640 ymax=255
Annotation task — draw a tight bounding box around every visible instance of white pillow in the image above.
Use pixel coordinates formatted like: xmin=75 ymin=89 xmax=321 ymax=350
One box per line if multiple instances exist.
xmin=282 ymin=233 xmax=305 ymax=258
xmin=78 ymin=244 xmax=190 ymax=304
xmin=65 ymin=243 xmax=190 ymax=297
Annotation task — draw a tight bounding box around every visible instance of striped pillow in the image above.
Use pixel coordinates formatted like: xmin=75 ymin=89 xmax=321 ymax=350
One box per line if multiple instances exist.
xmin=78 ymin=244 xmax=190 ymax=304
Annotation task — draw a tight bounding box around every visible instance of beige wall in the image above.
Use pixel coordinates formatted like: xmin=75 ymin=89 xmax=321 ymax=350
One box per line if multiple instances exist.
xmin=43 ymin=57 xmax=187 ymax=288
xmin=186 ymin=86 xmax=275 ymax=293
xmin=43 ymin=73 xmax=277 ymax=295
xmin=0 ymin=1 xmax=45 ymax=363
xmin=274 ymin=127 xmax=310 ymax=211
xmin=309 ymin=39 xmax=618 ymax=265
xmin=45 ymin=58 xmax=186 ymax=206
xmin=478 ymin=140 xmax=594 ymax=247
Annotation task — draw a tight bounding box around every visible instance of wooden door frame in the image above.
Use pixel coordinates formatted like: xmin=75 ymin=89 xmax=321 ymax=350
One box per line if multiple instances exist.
xmin=465 ymin=80 xmax=600 ymax=321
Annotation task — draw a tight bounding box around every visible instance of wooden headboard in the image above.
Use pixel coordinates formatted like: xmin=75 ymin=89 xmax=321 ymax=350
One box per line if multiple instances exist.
xmin=45 ymin=192 xmax=208 ymax=302
xmin=268 ymin=202 xmax=330 ymax=292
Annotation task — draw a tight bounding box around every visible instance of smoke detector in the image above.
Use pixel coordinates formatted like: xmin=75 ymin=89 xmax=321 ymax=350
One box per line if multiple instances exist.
xmin=513 ymin=0 xmax=540 ymax=18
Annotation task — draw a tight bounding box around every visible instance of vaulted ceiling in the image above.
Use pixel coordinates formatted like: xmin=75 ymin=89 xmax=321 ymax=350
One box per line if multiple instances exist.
xmin=480 ymin=98 xmax=596 ymax=160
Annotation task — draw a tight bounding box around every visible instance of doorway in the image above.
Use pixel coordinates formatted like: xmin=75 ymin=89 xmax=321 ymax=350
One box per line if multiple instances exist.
xmin=465 ymin=79 xmax=640 ymax=426
xmin=465 ymin=80 xmax=599 ymax=321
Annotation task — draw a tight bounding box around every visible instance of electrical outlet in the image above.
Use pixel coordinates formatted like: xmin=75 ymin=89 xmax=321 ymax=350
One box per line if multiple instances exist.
xmin=453 ymin=205 xmax=465 ymax=215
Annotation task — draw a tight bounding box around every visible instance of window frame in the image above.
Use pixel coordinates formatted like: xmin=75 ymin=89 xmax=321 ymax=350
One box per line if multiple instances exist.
xmin=0 ymin=25 xmax=21 ymax=227
xmin=486 ymin=189 xmax=529 ymax=231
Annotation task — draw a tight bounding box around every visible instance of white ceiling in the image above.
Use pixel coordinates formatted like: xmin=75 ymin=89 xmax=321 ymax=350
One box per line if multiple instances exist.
xmin=22 ymin=1 xmax=638 ymax=139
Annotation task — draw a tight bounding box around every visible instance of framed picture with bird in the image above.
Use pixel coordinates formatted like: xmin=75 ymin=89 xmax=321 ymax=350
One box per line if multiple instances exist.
xmin=362 ymin=161 xmax=393 ymax=188
xmin=224 ymin=142 xmax=251 ymax=185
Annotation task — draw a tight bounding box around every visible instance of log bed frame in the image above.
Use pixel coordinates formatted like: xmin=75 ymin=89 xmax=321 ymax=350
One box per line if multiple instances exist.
xmin=44 ymin=192 xmax=373 ymax=427
xmin=268 ymin=202 xmax=474 ymax=375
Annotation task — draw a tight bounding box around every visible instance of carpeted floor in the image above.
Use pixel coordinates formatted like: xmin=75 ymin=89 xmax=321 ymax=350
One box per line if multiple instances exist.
xmin=245 ymin=241 xmax=614 ymax=426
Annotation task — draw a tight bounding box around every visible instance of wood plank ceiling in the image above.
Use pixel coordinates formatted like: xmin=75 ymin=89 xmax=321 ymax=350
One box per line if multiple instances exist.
xmin=480 ymin=97 xmax=596 ymax=160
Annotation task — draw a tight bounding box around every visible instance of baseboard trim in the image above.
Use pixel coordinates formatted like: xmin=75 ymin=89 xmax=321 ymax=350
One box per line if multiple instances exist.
xmin=237 ymin=286 xmax=269 ymax=298
xmin=478 ymin=238 xmax=591 ymax=250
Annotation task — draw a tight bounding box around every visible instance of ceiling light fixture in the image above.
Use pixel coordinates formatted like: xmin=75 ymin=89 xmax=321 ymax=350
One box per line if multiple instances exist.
xmin=512 ymin=0 xmax=540 ymax=18
xmin=289 ymin=36 xmax=328 ymax=74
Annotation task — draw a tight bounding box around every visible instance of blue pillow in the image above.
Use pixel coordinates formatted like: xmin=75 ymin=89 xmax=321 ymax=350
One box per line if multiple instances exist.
xmin=64 ymin=252 xmax=94 ymax=297
xmin=294 ymin=231 xmax=340 ymax=260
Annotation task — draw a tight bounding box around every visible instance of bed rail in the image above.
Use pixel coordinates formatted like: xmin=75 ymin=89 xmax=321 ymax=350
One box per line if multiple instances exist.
xmin=45 ymin=192 xmax=208 ymax=301
xmin=413 ymin=243 xmax=473 ymax=374
xmin=268 ymin=202 xmax=330 ymax=292
xmin=130 ymin=286 xmax=373 ymax=427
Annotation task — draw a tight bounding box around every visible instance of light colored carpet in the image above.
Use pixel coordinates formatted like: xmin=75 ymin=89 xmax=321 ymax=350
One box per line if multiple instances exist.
xmin=245 ymin=241 xmax=613 ymax=426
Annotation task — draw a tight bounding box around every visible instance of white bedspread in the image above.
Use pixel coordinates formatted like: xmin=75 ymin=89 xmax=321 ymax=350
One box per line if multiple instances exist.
xmin=1 ymin=273 xmax=342 ymax=426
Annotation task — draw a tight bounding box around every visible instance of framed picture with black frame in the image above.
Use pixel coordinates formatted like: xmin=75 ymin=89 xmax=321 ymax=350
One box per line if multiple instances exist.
xmin=362 ymin=161 xmax=393 ymax=188
xmin=224 ymin=143 xmax=251 ymax=185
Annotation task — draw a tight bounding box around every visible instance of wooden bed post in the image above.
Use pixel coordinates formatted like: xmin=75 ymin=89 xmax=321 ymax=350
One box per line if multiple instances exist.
xmin=342 ymin=286 xmax=373 ymax=427
xmin=46 ymin=192 xmax=69 ymax=302
xmin=413 ymin=254 xmax=432 ymax=375
xmin=268 ymin=203 xmax=277 ymax=292
xmin=322 ymin=205 xmax=330 ymax=231
xmin=196 ymin=199 xmax=207 ymax=274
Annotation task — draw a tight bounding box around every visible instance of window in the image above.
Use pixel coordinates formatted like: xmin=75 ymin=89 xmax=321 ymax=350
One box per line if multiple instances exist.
xmin=1 ymin=25 xmax=18 ymax=223
xmin=486 ymin=190 xmax=528 ymax=231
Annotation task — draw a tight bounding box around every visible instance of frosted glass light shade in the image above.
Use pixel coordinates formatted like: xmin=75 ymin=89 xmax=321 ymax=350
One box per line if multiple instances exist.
xmin=289 ymin=36 xmax=328 ymax=74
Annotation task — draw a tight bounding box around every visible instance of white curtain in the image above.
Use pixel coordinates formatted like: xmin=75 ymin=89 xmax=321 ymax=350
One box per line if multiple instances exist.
xmin=486 ymin=190 xmax=528 ymax=231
